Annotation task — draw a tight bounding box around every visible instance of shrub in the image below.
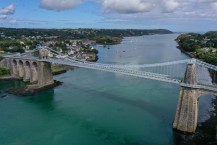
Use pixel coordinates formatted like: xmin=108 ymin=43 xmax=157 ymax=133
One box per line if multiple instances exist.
xmin=0 ymin=67 xmax=10 ymax=76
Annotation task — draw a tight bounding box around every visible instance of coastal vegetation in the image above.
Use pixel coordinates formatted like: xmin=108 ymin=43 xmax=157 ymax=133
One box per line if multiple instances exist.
xmin=0 ymin=28 xmax=173 ymax=47
xmin=51 ymin=65 xmax=73 ymax=75
xmin=93 ymin=35 xmax=122 ymax=45
xmin=0 ymin=67 xmax=10 ymax=77
xmin=0 ymin=40 xmax=25 ymax=53
xmin=176 ymin=31 xmax=217 ymax=65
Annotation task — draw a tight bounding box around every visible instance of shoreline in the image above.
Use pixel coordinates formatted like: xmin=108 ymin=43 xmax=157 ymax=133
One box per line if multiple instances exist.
xmin=0 ymin=76 xmax=62 ymax=96
xmin=6 ymin=80 xmax=62 ymax=96
xmin=0 ymin=76 xmax=19 ymax=80
xmin=176 ymin=46 xmax=196 ymax=58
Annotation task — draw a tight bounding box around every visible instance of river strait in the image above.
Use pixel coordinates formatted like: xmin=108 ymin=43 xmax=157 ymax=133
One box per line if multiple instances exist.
xmin=0 ymin=34 xmax=214 ymax=145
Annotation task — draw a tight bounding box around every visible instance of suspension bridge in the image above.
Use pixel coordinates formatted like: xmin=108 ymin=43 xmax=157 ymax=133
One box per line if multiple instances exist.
xmin=1 ymin=47 xmax=217 ymax=133
xmin=3 ymin=47 xmax=217 ymax=92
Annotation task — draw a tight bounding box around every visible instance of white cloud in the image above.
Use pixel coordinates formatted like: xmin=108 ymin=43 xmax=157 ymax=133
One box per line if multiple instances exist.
xmin=161 ymin=0 xmax=179 ymax=13
xmin=102 ymin=0 xmax=154 ymax=14
xmin=0 ymin=15 xmax=7 ymax=19
xmin=8 ymin=19 xmax=17 ymax=24
xmin=98 ymin=0 xmax=217 ymax=18
xmin=38 ymin=0 xmax=217 ymax=18
xmin=0 ymin=4 xmax=16 ymax=15
xmin=211 ymin=2 xmax=217 ymax=10
xmin=199 ymin=0 xmax=217 ymax=3
xmin=0 ymin=4 xmax=16 ymax=24
xmin=101 ymin=0 xmax=181 ymax=14
xmin=40 ymin=0 xmax=83 ymax=10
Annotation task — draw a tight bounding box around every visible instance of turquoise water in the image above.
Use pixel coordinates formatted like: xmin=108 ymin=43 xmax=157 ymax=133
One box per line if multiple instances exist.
xmin=0 ymin=34 xmax=194 ymax=145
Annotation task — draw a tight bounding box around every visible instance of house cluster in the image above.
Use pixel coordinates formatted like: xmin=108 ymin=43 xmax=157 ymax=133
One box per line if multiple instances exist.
xmin=202 ymin=47 xmax=217 ymax=53
xmin=0 ymin=31 xmax=98 ymax=61
xmin=42 ymin=39 xmax=97 ymax=61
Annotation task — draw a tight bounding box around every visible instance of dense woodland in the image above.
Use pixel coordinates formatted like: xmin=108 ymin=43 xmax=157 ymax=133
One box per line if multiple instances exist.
xmin=176 ymin=31 xmax=217 ymax=65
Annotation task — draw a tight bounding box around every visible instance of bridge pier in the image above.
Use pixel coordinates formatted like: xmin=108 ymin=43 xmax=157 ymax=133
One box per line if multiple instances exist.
xmin=30 ymin=62 xmax=38 ymax=83
xmin=11 ymin=59 xmax=19 ymax=78
xmin=37 ymin=61 xmax=54 ymax=87
xmin=18 ymin=60 xmax=24 ymax=78
xmin=173 ymin=88 xmax=199 ymax=133
xmin=173 ymin=62 xmax=199 ymax=133
xmin=23 ymin=61 xmax=31 ymax=82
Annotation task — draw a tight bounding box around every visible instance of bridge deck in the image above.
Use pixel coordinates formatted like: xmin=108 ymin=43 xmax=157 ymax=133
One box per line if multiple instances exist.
xmin=2 ymin=48 xmax=217 ymax=93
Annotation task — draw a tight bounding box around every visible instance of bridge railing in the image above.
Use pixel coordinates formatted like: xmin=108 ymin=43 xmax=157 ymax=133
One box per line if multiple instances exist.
xmin=47 ymin=47 xmax=190 ymax=80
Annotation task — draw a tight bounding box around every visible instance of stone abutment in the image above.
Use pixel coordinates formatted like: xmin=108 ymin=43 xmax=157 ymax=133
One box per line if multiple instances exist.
xmin=8 ymin=58 xmax=54 ymax=88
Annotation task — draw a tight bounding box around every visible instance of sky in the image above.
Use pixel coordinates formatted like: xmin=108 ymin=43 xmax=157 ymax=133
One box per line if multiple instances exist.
xmin=0 ymin=0 xmax=217 ymax=32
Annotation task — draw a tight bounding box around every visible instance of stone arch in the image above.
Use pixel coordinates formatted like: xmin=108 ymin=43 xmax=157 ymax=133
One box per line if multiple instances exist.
xmin=30 ymin=61 xmax=38 ymax=83
xmin=173 ymin=87 xmax=217 ymax=133
xmin=18 ymin=60 xmax=24 ymax=78
xmin=197 ymin=90 xmax=217 ymax=97
xmin=23 ymin=61 xmax=31 ymax=82
xmin=11 ymin=59 xmax=18 ymax=77
xmin=12 ymin=59 xmax=17 ymax=64
xmin=197 ymin=92 xmax=216 ymax=124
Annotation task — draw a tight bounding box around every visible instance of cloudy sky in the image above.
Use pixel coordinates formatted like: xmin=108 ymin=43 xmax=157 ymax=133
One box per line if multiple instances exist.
xmin=0 ymin=0 xmax=217 ymax=32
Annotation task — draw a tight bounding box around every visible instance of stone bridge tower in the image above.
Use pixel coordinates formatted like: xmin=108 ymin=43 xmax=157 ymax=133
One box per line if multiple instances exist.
xmin=37 ymin=48 xmax=54 ymax=87
xmin=173 ymin=62 xmax=198 ymax=133
xmin=173 ymin=61 xmax=216 ymax=133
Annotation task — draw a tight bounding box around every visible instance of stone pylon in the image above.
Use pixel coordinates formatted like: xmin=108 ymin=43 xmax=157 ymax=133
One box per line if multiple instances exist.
xmin=173 ymin=63 xmax=199 ymax=133
xmin=37 ymin=61 xmax=54 ymax=87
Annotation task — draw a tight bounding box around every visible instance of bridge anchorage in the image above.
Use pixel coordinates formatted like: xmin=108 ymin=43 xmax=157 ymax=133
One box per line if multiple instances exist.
xmin=1 ymin=47 xmax=217 ymax=133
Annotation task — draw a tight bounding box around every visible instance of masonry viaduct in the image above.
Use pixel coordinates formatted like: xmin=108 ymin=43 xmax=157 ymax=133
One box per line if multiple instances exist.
xmin=2 ymin=49 xmax=54 ymax=88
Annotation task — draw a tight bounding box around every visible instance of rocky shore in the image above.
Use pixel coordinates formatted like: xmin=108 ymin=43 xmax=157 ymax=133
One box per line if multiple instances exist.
xmin=0 ymin=76 xmax=18 ymax=80
xmin=174 ymin=122 xmax=217 ymax=145
xmin=51 ymin=64 xmax=74 ymax=75
xmin=6 ymin=80 xmax=62 ymax=96
xmin=176 ymin=46 xmax=196 ymax=58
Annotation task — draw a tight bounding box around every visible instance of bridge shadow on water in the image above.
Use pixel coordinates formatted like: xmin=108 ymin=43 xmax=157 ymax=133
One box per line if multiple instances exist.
xmin=67 ymin=83 xmax=169 ymax=123
xmin=25 ymin=89 xmax=55 ymax=111
xmin=0 ymin=80 xmax=26 ymax=92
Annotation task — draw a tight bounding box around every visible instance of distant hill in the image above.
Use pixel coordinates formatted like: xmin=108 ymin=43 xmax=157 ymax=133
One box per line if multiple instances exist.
xmin=0 ymin=28 xmax=173 ymax=39
xmin=0 ymin=28 xmax=173 ymax=53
